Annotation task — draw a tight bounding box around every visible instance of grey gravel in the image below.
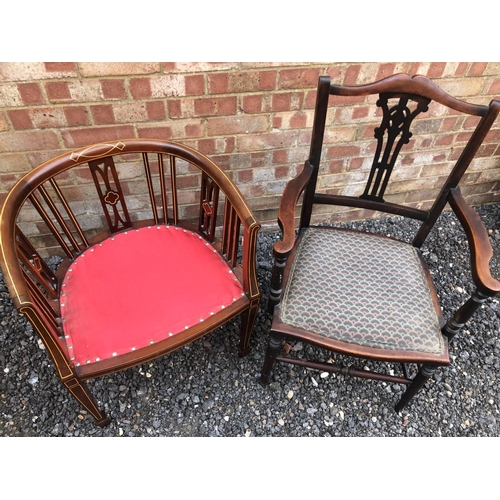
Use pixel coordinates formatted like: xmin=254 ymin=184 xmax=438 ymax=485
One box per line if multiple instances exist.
xmin=0 ymin=204 xmax=499 ymax=437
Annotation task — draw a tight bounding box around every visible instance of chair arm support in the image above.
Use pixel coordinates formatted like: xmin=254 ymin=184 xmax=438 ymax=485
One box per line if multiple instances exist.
xmin=274 ymin=161 xmax=314 ymax=256
xmin=447 ymin=187 xmax=500 ymax=295
xmin=241 ymin=222 xmax=261 ymax=299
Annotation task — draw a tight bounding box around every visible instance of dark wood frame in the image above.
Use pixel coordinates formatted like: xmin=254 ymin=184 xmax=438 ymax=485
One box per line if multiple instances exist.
xmin=262 ymin=74 xmax=500 ymax=412
xmin=0 ymin=139 xmax=261 ymax=426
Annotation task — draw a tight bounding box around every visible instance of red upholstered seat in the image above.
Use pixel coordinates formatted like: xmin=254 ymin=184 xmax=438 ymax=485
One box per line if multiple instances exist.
xmin=0 ymin=139 xmax=261 ymax=426
xmin=60 ymin=225 xmax=244 ymax=366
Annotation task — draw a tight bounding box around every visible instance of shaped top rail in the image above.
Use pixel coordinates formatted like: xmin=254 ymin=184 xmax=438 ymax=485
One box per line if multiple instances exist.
xmin=328 ymin=73 xmax=491 ymax=117
xmin=1 ymin=139 xmax=257 ymax=229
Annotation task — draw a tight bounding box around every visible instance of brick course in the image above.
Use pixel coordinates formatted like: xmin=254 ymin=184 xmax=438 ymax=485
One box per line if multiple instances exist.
xmin=0 ymin=62 xmax=499 ymax=230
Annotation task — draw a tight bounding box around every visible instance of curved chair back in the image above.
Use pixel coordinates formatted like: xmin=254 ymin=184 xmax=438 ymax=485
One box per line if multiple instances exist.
xmin=0 ymin=139 xmax=260 ymax=426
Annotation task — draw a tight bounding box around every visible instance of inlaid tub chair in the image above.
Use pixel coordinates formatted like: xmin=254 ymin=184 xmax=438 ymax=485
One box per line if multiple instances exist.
xmin=261 ymin=74 xmax=500 ymax=412
xmin=0 ymin=139 xmax=260 ymax=426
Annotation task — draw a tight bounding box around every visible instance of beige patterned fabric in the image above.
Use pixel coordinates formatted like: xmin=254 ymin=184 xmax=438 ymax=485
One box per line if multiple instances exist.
xmin=279 ymin=228 xmax=445 ymax=355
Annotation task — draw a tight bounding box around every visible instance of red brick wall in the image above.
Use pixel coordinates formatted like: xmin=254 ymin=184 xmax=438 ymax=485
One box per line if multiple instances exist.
xmin=1 ymin=62 xmax=499 ymax=227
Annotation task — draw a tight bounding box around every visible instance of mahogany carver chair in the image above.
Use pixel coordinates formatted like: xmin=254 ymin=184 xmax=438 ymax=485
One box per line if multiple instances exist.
xmin=0 ymin=139 xmax=260 ymax=426
xmin=261 ymin=74 xmax=500 ymax=412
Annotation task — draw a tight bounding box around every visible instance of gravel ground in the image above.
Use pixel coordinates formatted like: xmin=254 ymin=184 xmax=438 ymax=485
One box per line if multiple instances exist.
xmin=1 ymin=203 xmax=499 ymax=437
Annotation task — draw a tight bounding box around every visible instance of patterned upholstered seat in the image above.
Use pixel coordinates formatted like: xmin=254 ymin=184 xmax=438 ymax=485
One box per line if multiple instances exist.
xmin=261 ymin=74 xmax=500 ymax=413
xmin=279 ymin=228 xmax=445 ymax=356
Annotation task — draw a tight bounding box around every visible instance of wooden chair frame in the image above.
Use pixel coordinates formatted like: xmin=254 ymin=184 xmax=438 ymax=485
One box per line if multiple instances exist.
xmin=0 ymin=139 xmax=260 ymax=426
xmin=262 ymin=74 xmax=500 ymax=412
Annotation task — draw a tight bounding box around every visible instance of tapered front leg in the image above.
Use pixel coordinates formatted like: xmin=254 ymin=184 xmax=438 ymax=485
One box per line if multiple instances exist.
xmin=64 ymin=376 xmax=110 ymax=427
xmin=238 ymin=298 xmax=260 ymax=357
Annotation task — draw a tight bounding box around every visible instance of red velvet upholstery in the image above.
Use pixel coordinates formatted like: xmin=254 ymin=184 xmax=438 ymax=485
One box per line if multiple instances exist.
xmin=60 ymin=225 xmax=244 ymax=366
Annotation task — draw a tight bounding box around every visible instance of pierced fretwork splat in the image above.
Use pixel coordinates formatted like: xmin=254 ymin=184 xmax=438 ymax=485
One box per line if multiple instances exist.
xmin=361 ymin=93 xmax=431 ymax=202
xmin=88 ymin=157 xmax=131 ymax=233
xmin=199 ymin=172 xmax=219 ymax=241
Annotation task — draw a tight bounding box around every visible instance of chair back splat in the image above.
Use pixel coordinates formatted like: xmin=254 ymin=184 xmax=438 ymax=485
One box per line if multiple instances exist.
xmin=263 ymin=74 xmax=500 ymax=413
xmin=0 ymin=139 xmax=260 ymax=426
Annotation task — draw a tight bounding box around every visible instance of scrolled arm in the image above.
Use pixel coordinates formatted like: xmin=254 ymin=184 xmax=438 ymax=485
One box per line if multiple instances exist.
xmin=447 ymin=187 xmax=500 ymax=295
xmin=273 ymin=161 xmax=314 ymax=256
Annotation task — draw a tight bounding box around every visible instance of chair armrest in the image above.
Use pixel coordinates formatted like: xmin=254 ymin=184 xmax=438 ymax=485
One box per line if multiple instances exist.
xmin=448 ymin=187 xmax=500 ymax=295
xmin=274 ymin=161 xmax=314 ymax=256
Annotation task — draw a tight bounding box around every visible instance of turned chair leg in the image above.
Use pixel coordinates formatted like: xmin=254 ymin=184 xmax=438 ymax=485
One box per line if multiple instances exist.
xmin=442 ymin=289 xmax=488 ymax=341
xmin=63 ymin=377 xmax=110 ymax=427
xmin=238 ymin=299 xmax=260 ymax=357
xmin=267 ymin=255 xmax=287 ymax=313
xmin=395 ymin=364 xmax=438 ymax=412
xmin=396 ymin=291 xmax=489 ymax=413
xmin=259 ymin=333 xmax=283 ymax=385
